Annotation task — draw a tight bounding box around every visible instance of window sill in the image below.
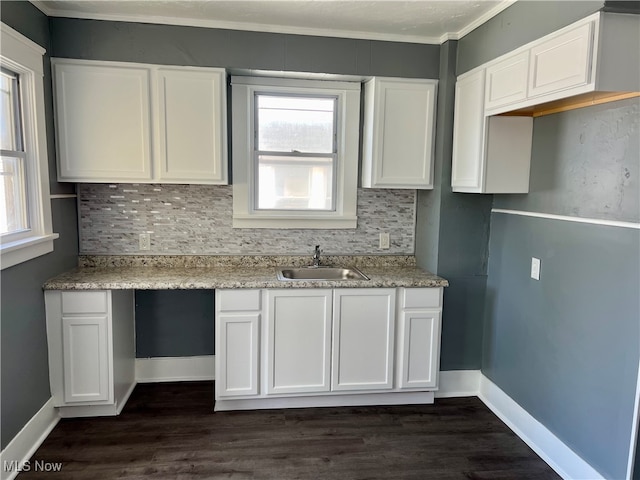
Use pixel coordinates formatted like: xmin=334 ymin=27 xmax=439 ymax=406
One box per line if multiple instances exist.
xmin=232 ymin=215 xmax=357 ymax=229
xmin=1 ymin=233 xmax=60 ymax=270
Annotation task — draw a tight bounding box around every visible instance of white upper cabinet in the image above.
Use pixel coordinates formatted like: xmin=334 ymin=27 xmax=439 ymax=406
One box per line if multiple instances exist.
xmin=528 ymin=22 xmax=593 ymax=99
xmin=452 ymin=68 xmax=533 ymax=194
xmin=452 ymin=12 xmax=639 ymax=194
xmin=53 ymin=61 xmax=153 ymax=181
xmin=362 ymin=77 xmax=437 ymax=189
xmin=484 ymin=51 xmax=530 ymax=111
xmin=156 ymin=68 xmax=227 ymax=183
xmin=53 ymin=59 xmax=228 ymax=184
xmin=451 ymin=69 xmax=486 ymax=191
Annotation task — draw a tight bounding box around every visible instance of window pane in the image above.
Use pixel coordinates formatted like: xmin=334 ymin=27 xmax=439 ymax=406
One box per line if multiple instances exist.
xmin=0 ymin=156 xmax=29 ymax=235
xmin=256 ymin=155 xmax=334 ymax=211
xmin=257 ymin=95 xmax=335 ymax=153
xmin=0 ymin=69 xmax=22 ymax=151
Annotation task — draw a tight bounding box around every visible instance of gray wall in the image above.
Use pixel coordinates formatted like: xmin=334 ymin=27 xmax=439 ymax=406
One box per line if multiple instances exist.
xmin=0 ymin=2 xmax=79 ymax=449
xmin=458 ymin=2 xmax=639 ymax=476
xmin=485 ymin=99 xmax=639 ymax=480
xmin=415 ymin=41 xmax=491 ymax=370
xmin=50 ymin=17 xmax=442 ymax=359
xmin=457 ymin=1 xmax=604 ymax=74
xmin=50 ymin=17 xmax=439 ymax=78
xmin=135 ymin=291 xmax=214 ymax=357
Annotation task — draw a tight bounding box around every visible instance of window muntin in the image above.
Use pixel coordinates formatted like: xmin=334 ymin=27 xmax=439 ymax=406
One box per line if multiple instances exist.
xmin=0 ymin=68 xmax=29 ymax=236
xmin=255 ymin=93 xmax=337 ymax=211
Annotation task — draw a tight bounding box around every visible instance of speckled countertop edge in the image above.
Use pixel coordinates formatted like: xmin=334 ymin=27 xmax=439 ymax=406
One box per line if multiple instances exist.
xmin=77 ymin=255 xmax=417 ymax=268
xmin=45 ymin=256 xmax=448 ymax=290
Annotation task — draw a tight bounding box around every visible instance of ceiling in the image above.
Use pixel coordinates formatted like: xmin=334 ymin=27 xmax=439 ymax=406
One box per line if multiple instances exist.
xmin=32 ymin=0 xmax=516 ymax=44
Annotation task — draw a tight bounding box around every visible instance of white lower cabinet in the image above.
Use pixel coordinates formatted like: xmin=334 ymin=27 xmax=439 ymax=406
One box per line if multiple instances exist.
xmin=62 ymin=315 xmax=110 ymax=403
xmin=214 ymin=287 xmax=444 ymax=411
xmin=215 ymin=290 xmax=261 ymax=397
xmin=45 ymin=290 xmax=135 ymax=417
xmin=332 ymin=289 xmax=395 ymax=391
xmin=266 ymin=290 xmax=332 ymax=394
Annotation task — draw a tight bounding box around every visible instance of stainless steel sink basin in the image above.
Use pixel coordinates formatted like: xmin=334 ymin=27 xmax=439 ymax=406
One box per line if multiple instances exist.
xmin=276 ymin=266 xmax=369 ymax=281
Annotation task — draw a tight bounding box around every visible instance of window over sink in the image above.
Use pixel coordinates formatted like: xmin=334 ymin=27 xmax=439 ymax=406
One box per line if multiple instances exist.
xmin=231 ymin=76 xmax=360 ymax=229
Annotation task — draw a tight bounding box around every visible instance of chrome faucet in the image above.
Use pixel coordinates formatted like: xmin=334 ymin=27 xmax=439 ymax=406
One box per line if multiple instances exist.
xmin=312 ymin=245 xmax=321 ymax=267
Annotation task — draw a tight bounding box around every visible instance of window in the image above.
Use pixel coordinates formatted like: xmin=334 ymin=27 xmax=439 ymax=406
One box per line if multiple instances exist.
xmin=1 ymin=23 xmax=57 ymax=269
xmin=231 ymin=77 xmax=360 ymax=229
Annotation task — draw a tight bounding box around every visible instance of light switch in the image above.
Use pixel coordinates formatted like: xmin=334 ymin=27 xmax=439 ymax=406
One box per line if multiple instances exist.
xmin=531 ymin=257 xmax=541 ymax=280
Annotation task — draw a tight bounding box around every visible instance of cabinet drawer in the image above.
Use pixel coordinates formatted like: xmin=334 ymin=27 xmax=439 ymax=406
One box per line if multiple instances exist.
xmin=402 ymin=288 xmax=441 ymax=309
xmin=61 ymin=291 xmax=109 ymax=314
xmin=218 ymin=289 xmax=261 ymax=312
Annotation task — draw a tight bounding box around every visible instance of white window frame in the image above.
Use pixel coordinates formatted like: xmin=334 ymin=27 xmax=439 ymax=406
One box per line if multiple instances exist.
xmin=1 ymin=23 xmax=57 ymax=269
xmin=231 ymin=76 xmax=360 ymax=229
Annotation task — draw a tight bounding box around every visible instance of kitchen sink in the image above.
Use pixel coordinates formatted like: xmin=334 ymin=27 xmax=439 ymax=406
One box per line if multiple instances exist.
xmin=276 ymin=266 xmax=370 ymax=281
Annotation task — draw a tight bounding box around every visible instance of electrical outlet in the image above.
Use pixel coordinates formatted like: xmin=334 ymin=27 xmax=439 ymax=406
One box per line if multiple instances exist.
xmin=139 ymin=233 xmax=151 ymax=251
xmin=379 ymin=232 xmax=390 ymax=249
xmin=531 ymin=257 xmax=541 ymax=280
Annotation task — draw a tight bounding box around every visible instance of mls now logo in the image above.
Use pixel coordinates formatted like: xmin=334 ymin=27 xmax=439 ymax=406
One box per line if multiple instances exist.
xmin=3 ymin=460 xmax=63 ymax=473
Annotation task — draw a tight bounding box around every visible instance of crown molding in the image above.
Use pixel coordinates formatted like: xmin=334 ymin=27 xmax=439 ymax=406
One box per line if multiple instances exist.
xmin=29 ymin=0 xmax=516 ymax=45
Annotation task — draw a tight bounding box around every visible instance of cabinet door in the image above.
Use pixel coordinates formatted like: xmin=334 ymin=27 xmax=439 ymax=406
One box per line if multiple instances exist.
xmin=362 ymin=78 xmax=437 ymax=189
xmin=266 ymin=290 xmax=332 ymax=394
xmin=451 ymin=69 xmax=486 ymax=192
xmin=397 ymin=310 xmax=441 ymax=389
xmin=528 ymin=22 xmax=594 ymax=98
xmin=62 ymin=316 xmax=111 ymax=403
xmin=485 ymin=51 xmax=529 ymax=111
xmin=156 ymin=68 xmax=227 ymax=184
xmin=332 ymin=289 xmax=395 ymax=391
xmin=53 ymin=61 xmax=153 ymax=182
xmin=217 ymin=313 xmax=260 ymax=397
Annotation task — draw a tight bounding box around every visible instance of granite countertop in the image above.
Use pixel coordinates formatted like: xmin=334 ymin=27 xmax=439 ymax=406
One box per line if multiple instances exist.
xmin=43 ymin=256 xmax=449 ymax=290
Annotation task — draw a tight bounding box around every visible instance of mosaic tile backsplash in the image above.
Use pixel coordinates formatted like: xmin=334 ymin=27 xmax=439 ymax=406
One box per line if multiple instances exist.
xmin=78 ymin=184 xmax=416 ymax=255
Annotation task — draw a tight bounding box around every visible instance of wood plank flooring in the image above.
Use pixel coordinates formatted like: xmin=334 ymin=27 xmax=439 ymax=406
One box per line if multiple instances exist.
xmin=20 ymin=382 xmax=560 ymax=479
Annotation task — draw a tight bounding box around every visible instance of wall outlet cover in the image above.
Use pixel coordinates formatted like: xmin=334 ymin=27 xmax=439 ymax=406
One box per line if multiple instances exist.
xmin=531 ymin=257 xmax=541 ymax=280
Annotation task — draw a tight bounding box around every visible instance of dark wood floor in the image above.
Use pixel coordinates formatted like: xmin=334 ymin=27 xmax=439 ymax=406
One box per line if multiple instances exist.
xmin=21 ymin=382 xmax=559 ymax=479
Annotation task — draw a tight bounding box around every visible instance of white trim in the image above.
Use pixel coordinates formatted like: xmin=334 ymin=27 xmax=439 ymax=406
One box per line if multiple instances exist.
xmin=0 ymin=233 xmax=58 ymax=270
xmin=492 ymin=208 xmax=640 ymax=230
xmin=231 ymin=76 xmax=360 ymax=229
xmin=50 ymin=194 xmax=77 ymax=200
xmin=440 ymin=0 xmax=518 ymax=43
xmin=215 ymin=391 xmax=435 ymax=412
xmin=478 ymin=375 xmax=604 ymax=480
xmin=28 ymin=0 xmax=516 ymax=46
xmin=0 ymin=398 xmax=59 ymax=480
xmin=1 ymin=22 xmax=56 ymax=270
xmin=435 ymin=370 xmax=481 ymax=398
xmin=627 ymin=359 xmax=640 ymax=480
xmin=135 ymin=355 xmax=215 ymax=383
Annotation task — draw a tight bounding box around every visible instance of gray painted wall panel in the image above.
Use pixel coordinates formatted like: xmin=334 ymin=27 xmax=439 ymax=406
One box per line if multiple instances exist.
xmin=416 ymin=40 xmax=489 ymax=370
xmin=135 ymin=291 xmax=214 ymax=358
xmin=494 ymin=99 xmax=640 ymax=223
xmin=1 ymin=199 xmax=79 ymax=448
xmin=50 ymin=18 xmax=439 ymax=78
xmin=1 ymin=2 xmax=80 ymax=449
xmin=457 ymin=1 xmax=604 ymax=74
xmin=484 ymin=213 xmax=639 ymax=479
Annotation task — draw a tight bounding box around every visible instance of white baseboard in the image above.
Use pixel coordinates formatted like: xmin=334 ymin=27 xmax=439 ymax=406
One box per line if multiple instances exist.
xmin=436 ymin=370 xmax=481 ymax=397
xmin=135 ymin=355 xmax=215 ymax=383
xmin=478 ymin=375 xmax=604 ymax=480
xmin=0 ymin=398 xmax=59 ymax=480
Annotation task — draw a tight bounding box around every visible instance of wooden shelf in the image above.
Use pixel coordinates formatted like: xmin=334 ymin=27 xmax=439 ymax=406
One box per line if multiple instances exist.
xmin=499 ymin=91 xmax=640 ymax=118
